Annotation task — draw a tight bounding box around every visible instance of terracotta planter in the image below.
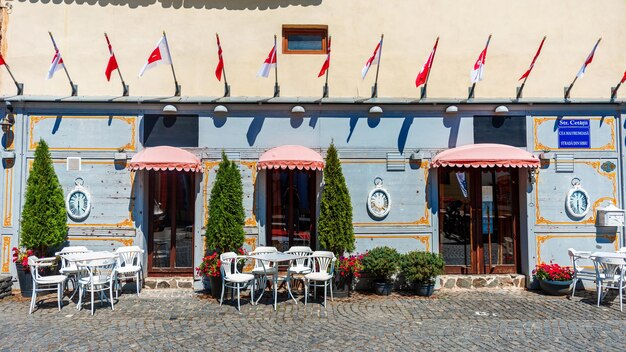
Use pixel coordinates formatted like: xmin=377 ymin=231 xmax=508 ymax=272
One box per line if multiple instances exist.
xmin=539 ymin=279 xmax=572 ymax=296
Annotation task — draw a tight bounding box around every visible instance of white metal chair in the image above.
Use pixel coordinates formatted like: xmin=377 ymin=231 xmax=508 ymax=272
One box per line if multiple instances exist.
xmin=285 ymin=246 xmax=313 ymax=295
xmin=76 ymin=258 xmax=117 ymax=315
xmin=27 ymin=256 xmax=68 ymax=314
xmin=592 ymin=255 xmax=626 ymax=312
xmin=567 ymin=248 xmax=596 ymax=297
xmin=56 ymin=246 xmax=91 ymax=298
xmin=219 ymin=252 xmax=255 ymax=311
xmin=114 ymin=246 xmax=144 ymax=298
xmin=304 ymin=251 xmax=336 ymax=308
xmin=249 ymin=246 xmax=278 ymax=303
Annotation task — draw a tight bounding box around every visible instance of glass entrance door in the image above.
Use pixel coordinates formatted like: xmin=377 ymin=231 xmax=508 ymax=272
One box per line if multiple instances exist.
xmin=148 ymin=171 xmax=195 ymax=274
xmin=266 ymin=170 xmax=316 ymax=252
xmin=438 ymin=168 xmax=519 ymax=274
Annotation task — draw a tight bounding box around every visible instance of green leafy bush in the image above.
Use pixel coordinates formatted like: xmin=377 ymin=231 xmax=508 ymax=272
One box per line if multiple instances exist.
xmin=205 ymin=151 xmax=245 ymax=253
xmin=20 ymin=140 xmax=67 ymax=255
xmin=318 ymin=143 xmax=355 ymax=257
xmin=361 ymin=246 xmax=400 ymax=282
xmin=400 ymin=251 xmax=445 ymax=284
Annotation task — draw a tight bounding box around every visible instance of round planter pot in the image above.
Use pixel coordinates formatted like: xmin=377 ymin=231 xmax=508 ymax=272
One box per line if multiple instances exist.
xmin=539 ymin=279 xmax=572 ymax=296
xmin=209 ymin=275 xmax=222 ymax=299
xmin=373 ymin=281 xmax=393 ymax=296
xmin=415 ymin=282 xmax=435 ymax=297
xmin=333 ymin=273 xmax=354 ymax=298
xmin=15 ymin=263 xmax=33 ymax=298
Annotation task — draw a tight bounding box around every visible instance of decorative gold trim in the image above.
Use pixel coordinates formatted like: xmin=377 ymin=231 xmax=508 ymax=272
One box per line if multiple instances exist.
xmin=535 ymin=161 xmax=617 ymax=225
xmin=355 ymin=235 xmax=431 ymax=252
xmin=240 ymin=161 xmax=258 ymax=227
xmin=68 ymin=236 xmax=134 ymax=246
xmin=353 ymin=160 xmax=431 ymax=227
xmin=536 ymin=233 xmax=618 ymax=264
xmin=29 ymin=116 xmax=136 ymax=151
xmin=3 ymin=168 xmax=13 ymax=227
xmin=533 ymin=116 xmax=616 ymax=151
xmin=1 ymin=236 xmax=11 ymax=273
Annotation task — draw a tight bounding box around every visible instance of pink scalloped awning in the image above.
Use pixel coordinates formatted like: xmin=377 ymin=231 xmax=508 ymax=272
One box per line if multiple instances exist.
xmin=128 ymin=146 xmax=203 ymax=172
xmin=432 ymin=143 xmax=540 ymax=169
xmin=257 ymin=145 xmax=324 ymax=171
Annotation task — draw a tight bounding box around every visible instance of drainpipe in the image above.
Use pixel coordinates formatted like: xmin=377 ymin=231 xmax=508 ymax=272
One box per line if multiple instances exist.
xmin=618 ymin=105 xmax=625 ymax=247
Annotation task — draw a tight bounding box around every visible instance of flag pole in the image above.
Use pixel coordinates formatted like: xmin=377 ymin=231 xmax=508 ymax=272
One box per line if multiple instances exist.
xmin=48 ymin=31 xmax=77 ymax=96
xmin=273 ymin=34 xmax=279 ymax=97
xmin=105 ymin=33 xmax=129 ymax=96
xmin=611 ymin=83 xmax=621 ymax=101
xmin=421 ymin=36 xmax=439 ymax=100
xmin=323 ymin=36 xmax=331 ymax=98
xmin=217 ymin=34 xmax=230 ymax=97
xmin=371 ymin=34 xmax=383 ymax=98
xmin=162 ymin=31 xmax=181 ymax=96
xmin=2 ymin=59 xmax=23 ymax=95
xmin=565 ymin=37 xmax=601 ymax=100
xmin=468 ymin=34 xmax=491 ymax=100
xmin=516 ymin=36 xmax=546 ymax=101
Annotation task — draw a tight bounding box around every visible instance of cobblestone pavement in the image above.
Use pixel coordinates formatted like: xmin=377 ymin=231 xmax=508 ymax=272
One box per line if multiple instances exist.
xmin=1 ymin=287 xmax=625 ymax=351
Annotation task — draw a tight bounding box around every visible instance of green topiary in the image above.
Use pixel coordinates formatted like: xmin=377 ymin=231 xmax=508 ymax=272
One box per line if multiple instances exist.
xmin=318 ymin=142 xmax=355 ymax=257
xmin=20 ymin=139 xmax=67 ymax=255
xmin=400 ymin=251 xmax=445 ymax=284
xmin=361 ymin=246 xmax=400 ymax=282
xmin=205 ymin=151 xmax=245 ymax=253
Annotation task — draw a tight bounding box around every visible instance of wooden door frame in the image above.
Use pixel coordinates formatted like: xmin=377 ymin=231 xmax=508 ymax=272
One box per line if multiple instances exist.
xmin=438 ymin=168 xmax=520 ymax=274
xmin=147 ymin=171 xmax=195 ymax=276
xmin=265 ymin=169 xmax=317 ymax=250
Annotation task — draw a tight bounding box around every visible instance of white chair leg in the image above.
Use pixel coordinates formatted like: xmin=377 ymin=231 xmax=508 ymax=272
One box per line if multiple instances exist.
xmin=250 ymin=280 xmax=255 ymax=306
xmin=219 ymin=280 xmax=225 ymax=306
xmin=90 ymin=288 xmax=95 ymax=315
xmin=136 ymin=272 xmax=140 ymax=296
xmin=237 ymin=285 xmax=241 ymax=311
xmin=324 ymin=282 xmax=327 ymax=308
xmin=620 ymin=284 xmax=623 ymax=312
xmin=330 ymin=280 xmax=334 ymax=302
xmin=110 ymin=284 xmax=115 ymax=311
xmin=57 ymin=284 xmax=62 ymax=311
xmin=304 ymin=280 xmax=309 ymax=306
xmin=597 ymin=281 xmax=602 ymax=307
xmin=77 ymin=286 xmax=83 ymax=311
xmin=29 ymin=286 xmax=36 ymax=314
xmin=571 ymin=278 xmax=577 ymax=298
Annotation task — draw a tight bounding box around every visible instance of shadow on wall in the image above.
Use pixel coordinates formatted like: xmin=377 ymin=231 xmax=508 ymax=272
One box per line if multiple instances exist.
xmin=20 ymin=0 xmax=322 ymax=10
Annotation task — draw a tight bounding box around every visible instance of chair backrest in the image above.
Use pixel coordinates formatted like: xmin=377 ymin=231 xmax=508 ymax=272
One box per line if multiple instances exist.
xmin=568 ymin=248 xmax=593 ymax=273
xmin=115 ymin=246 xmax=144 ymax=269
xmin=28 ymin=256 xmax=58 ymax=283
xmin=286 ymin=246 xmax=313 ymax=268
xmin=618 ymin=247 xmax=626 ymax=253
xmin=310 ymin=251 xmax=335 ymax=275
xmin=76 ymin=258 xmax=117 ymax=286
xmin=593 ymin=256 xmax=626 ymax=281
xmin=250 ymin=246 xmax=278 ymax=270
xmin=57 ymin=246 xmax=92 ymax=269
xmin=220 ymin=252 xmax=238 ymax=278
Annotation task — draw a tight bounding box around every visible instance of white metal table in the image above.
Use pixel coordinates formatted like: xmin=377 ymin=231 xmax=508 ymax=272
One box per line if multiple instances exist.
xmin=60 ymin=251 xmax=118 ymax=308
xmin=590 ymin=252 xmax=626 ymax=259
xmin=247 ymin=252 xmax=307 ymax=310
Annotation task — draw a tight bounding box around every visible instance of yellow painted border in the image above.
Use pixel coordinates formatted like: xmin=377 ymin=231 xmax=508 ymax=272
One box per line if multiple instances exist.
xmin=29 ymin=116 xmax=136 ymax=152
xmin=533 ymin=117 xmax=616 ymax=151
xmin=3 ymin=168 xmax=13 ymax=227
xmin=68 ymin=236 xmax=134 ymax=246
xmin=536 ymin=233 xmax=618 ymax=264
xmin=355 ymin=235 xmax=431 ymax=252
xmin=1 ymin=235 xmax=10 ymax=273
xmin=535 ymin=161 xmax=617 ymax=225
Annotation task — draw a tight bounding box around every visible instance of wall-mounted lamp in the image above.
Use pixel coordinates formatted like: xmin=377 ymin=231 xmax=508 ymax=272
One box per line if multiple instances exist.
xmin=0 ymin=113 xmax=14 ymax=133
xmin=369 ymin=106 xmax=383 ymax=115
xmin=214 ymin=105 xmax=228 ymax=113
xmin=162 ymin=104 xmax=178 ymax=114
xmin=495 ymin=105 xmax=509 ymax=114
xmin=291 ymin=105 xmax=306 ymax=114
xmin=539 ymin=152 xmax=554 ymax=160
xmin=445 ymin=105 xmax=458 ymax=114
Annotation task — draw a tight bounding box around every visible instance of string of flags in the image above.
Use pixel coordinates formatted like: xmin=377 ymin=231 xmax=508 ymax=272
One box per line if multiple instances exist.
xmin=0 ymin=31 xmax=624 ymax=100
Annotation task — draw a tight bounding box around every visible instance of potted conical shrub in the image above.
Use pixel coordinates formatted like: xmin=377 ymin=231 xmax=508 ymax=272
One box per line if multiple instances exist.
xmin=361 ymin=246 xmax=400 ymax=295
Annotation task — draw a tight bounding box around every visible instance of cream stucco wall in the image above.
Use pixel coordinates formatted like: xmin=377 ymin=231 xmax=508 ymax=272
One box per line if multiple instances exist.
xmin=1 ymin=0 xmax=625 ymax=99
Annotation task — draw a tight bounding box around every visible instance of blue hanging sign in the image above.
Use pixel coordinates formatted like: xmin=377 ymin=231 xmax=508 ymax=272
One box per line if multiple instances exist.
xmin=558 ymin=119 xmax=590 ymax=149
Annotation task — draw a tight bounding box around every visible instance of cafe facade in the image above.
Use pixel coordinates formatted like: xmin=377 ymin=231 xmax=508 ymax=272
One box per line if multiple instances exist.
xmin=1 ymin=96 xmax=624 ymax=288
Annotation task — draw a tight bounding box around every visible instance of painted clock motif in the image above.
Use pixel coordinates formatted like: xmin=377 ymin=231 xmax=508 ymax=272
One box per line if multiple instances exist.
xmin=66 ymin=177 xmax=91 ymax=221
xmin=565 ymin=179 xmax=590 ymax=219
xmin=367 ymin=177 xmax=391 ymax=219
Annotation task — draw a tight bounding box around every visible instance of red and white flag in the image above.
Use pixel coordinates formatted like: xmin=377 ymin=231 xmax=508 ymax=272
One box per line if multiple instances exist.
xmin=621 ymin=70 xmax=626 ymax=84
xmin=0 ymin=54 xmax=6 ymax=66
xmin=470 ymin=36 xmax=491 ymax=84
xmin=139 ymin=36 xmax=172 ymax=77
xmin=362 ymin=38 xmax=382 ymax=79
xmin=519 ymin=36 xmax=546 ymax=81
xmin=317 ymin=37 xmax=331 ymax=78
xmin=576 ymin=38 xmax=601 ymax=79
xmin=215 ymin=34 xmax=225 ymax=81
xmin=415 ymin=38 xmax=439 ymax=88
xmin=46 ymin=50 xmax=64 ymax=80
xmin=257 ymin=42 xmax=277 ymax=78
xmin=105 ymin=34 xmax=119 ymax=81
